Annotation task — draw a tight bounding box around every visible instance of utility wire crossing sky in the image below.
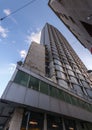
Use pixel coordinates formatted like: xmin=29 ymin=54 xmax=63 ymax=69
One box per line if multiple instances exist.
xmin=0 ymin=0 xmax=37 ymax=21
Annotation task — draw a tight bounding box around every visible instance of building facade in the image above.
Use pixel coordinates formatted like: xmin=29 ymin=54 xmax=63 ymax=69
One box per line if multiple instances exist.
xmin=49 ymin=0 xmax=92 ymax=52
xmin=0 ymin=23 xmax=92 ymax=130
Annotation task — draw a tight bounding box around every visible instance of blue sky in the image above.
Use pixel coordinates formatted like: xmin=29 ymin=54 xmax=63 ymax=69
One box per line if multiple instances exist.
xmin=0 ymin=0 xmax=92 ymax=97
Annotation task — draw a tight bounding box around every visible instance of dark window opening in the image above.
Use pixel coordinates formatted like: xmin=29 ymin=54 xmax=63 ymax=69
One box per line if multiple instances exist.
xmin=21 ymin=111 xmax=44 ymax=130
xmin=69 ymin=16 xmax=76 ymax=24
xmin=45 ymin=46 xmax=50 ymax=77
xmin=47 ymin=115 xmax=63 ymax=130
xmin=80 ymin=21 xmax=92 ymax=37
xmin=63 ymin=14 xmax=69 ymax=20
xmin=64 ymin=118 xmax=77 ymax=130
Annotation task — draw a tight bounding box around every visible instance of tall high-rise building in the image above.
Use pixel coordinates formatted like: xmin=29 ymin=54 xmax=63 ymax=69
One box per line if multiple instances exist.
xmin=48 ymin=0 xmax=92 ymax=52
xmin=0 ymin=23 xmax=92 ymax=130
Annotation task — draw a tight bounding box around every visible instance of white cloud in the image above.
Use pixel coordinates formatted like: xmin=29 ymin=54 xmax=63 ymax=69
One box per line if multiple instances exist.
xmin=3 ymin=9 xmax=11 ymax=16
xmin=9 ymin=63 xmax=16 ymax=73
xmin=0 ymin=26 xmax=8 ymax=38
xmin=26 ymin=30 xmax=41 ymax=44
xmin=3 ymin=9 xmax=18 ymax=25
xmin=20 ymin=50 xmax=27 ymax=59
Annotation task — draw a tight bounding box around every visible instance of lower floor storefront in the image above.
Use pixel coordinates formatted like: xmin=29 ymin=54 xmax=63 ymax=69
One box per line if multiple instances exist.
xmin=4 ymin=107 xmax=92 ymax=130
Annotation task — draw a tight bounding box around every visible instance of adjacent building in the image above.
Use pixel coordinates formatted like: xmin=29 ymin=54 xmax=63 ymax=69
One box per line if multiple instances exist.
xmin=49 ymin=0 xmax=92 ymax=52
xmin=0 ymin=23 xmax=92 ymax=130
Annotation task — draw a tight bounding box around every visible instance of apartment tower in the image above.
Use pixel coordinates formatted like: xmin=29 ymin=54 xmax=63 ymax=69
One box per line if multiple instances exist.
xmin=49 ymin=0 xmax=92 ymax=52
xmin=0 ymin=23 xmax=92 ymax=130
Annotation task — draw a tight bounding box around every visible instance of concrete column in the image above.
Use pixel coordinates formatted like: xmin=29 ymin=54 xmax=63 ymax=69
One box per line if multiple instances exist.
xmin=9 ymin=108 xmax=24 ymax=130
xmin=43 ymin=113 xmax=47 ymax=130
xmin=62 ymin=117 xmax=66 ymax=130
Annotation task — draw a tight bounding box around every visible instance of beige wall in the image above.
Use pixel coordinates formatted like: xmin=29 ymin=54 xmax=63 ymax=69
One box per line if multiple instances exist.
xmin=24 ymin=42 xmax=45 ymax=76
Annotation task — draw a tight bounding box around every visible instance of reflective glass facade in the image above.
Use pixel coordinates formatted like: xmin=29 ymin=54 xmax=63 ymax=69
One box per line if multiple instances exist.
xmin=14 ymin=70 xmax=92 ymax=112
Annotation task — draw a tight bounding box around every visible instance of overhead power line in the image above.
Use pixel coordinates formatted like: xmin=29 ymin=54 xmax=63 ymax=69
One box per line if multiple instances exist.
xmin=0 ymin=0 xmax=37 ymax=21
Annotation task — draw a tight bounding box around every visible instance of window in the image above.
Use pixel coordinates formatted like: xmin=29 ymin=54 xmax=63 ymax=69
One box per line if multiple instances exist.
xmin=64 ymin=118 xmax=77 ymax=130
xmin=73 ymin=84 xmax=83 ymax=96
xmin=14 ymin=70 xmax=29 ymax=87
xmin=64 ymin=93 xmax=72 ymax=104
xmin=49 ymin=86 xmax=58 ymax=98
xmin=56 ymin=71 xmax=66 ymax=80
xmin=28 ymin=76 xmax=39 ymax=91
xmin=40 ymin=81 xmax=48 ymax=95
xmin=81 ymin=81 xmax=90 ymax=89
xmin=55 ymin=65 xmax=63 ymax=72
xmin=52 ymin=51 xmax=59 ymax=56
xmin=69 ymin=16 xmax=76 ymax=24
xmin=70 ymin=76 xmax=78 ymax=84
xmin=65 ymin=64 xmax=72 ymax=70
xmin=54 ymin=59 xmax=61 ymax=66
xmin=68 ymin=70 xmax=75 ymax=76
xmin=53 ymin=55 xmax=60 ymax=60
xmin=80 ymin=21 xmax=92 ymax=37
xmin=58 ymin=90 xmax=65 ymax=101
xmin=21 ymin=111 xmax=44 ymax=130
xmin=63 ymin=14 xmax=69 ymax=20
xmin=86 ymin=89 xmax=92 ymax=98
xmin=58 ymin=79 xmax=68 ymax=89
xmin=71 ymin=96 xmax=78 ymax=106
xmin=47 ymin=115 xmax=63 ymax=130
xmin=77 ymin=74 xmax=84 ymax=80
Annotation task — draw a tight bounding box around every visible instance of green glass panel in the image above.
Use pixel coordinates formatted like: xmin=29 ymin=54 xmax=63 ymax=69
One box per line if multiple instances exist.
xmin=84 ymin=103 xmax=90 ymax=111
xmin=28 ymin=76 xmax=39 ymax=91
xmin=77 ymin=99 xmax=83 ymax=108
xmin=71 ymin=96 xmax=78 ymax=106
xmin=58 ymin=90 xmax=65 ymax=101
xmin=40 ymin=81 xmax=48 ymax=95
xmin=14 ymin=70 xmax=29 ymax=87
xmin=49 ymin=86 xmax=57 ymax=98
xmin=64 ymin=93 xmax=72 ymax=104
xmin=89 ymin=104 xmax=92 ymax=112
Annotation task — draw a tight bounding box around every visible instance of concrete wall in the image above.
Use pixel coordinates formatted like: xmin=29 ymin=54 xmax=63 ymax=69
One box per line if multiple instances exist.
xmin=49 ymin=0 xmax=92 ymax=51
xmin=9 ymin=108 xmax=24 ymax=130
xmin=24 ymin=42 xmax=45 ymax=76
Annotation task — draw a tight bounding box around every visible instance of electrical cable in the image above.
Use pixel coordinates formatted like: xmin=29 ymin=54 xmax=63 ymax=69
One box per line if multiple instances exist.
xmin=0 ymin=0 xmax=37 ymax=21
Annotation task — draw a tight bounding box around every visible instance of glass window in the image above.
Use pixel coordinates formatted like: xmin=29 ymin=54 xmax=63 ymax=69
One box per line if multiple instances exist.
xmin=58 ymin=79 xmax=68 ymax=89
xmin=75 ymin=69 xmax=81 ymax=74
xmin=71 ymin=96 xmax=78 ymax=106
xmin=70 ymin=76 xmax=78 ymax=84
xmin=68 ymin=70 xmax=75 ymax=76
xmin=28 ymin=76 xmax=39 ymax=91
xmin=64 ymin=93 xmax=72 ymax=104
xmin=58 ymin=90 xmax=65 ymax=101
xmin=65 ymin=64 xmax=72 ymax=70
xmin=55 ymin=65 xmax=63 ymax=72
xmin=14 ymin=70 xmax=29 ymax=87
xmin=52 ymin=51 xmax=59 ymax=56
xmin=64 ymin=118 xmax=77 ymax=130
xmin=40 ymin=81 xmax=49 ymax=95
xmin=53 ymin=55 xmax=60 ymax=60
xmin=77 ymin=74 xmax=85 ymax=80
xmin=21 ymin=111 xmax=44 ymax=130
xmin=86 ymin=89 xmax=92 ymax=98
xmin=56 ymin=71 xmax=66 ymax=79
xmin=73 ymin=84 xmax=83 ymax=96
xmin=54 ymin=59 xmax=61 ymax=66
xmin=47 ymin=115 xmax=63 ymax=130
xmin=49 ymin=86 xmax=58 ymax=98
xmin=81 ymin=81 xmax=90 ymax=89
xmin=77 ymin=100 xmax=85 ymax=108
